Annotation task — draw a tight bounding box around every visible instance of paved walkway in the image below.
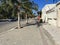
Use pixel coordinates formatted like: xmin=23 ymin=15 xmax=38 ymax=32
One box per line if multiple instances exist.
xmin=42 ymin=24 xmax=60 ymax=45
xmin=0 ymin=25 xmax=43 ymax=45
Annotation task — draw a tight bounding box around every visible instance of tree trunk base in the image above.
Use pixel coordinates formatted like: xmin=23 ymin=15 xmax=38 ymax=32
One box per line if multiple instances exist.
xmin=15 ymin=27 xmax=23 ymax=29
xmin=26 ymin=23 xmax=29 ymax=24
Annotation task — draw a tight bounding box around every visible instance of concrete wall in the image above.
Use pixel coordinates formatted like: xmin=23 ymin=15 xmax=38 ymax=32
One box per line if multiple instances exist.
xmin=57 ymin=4 xmax=60 ymax=27
xmin=42 ymin=2 xmax=60 ymax=27
xmin=47 ymin=9 xmax=57 ymax=26
xmin=42 ymin=4 xmax=56 ymax=23
xmin=42 ymin=10 xmax=47 ymax=22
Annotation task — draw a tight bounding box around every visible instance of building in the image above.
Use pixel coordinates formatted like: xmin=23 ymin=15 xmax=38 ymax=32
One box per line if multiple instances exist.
xmin=56 ymin=1 xmax=60 ymax=27
xmin=42 ymin=1 xmax=60 ymax=27
xmin=42 ymin=4 xmax=56 ymax=22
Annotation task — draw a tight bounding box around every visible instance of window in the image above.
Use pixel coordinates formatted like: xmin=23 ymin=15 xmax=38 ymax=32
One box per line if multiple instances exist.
xmin=54 ymin=18 xmax=57 ymax=20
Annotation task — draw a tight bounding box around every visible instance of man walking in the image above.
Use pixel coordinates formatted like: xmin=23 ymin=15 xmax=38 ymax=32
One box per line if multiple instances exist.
xmin=36 ymin=15 xmax=40 ymax=27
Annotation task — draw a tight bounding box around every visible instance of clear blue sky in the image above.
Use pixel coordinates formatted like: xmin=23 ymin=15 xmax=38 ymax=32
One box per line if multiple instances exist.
xmin=32 ymin=0 xmax=60 ymax=15
xmin=33 ymin=0 xmax=60 ymax=10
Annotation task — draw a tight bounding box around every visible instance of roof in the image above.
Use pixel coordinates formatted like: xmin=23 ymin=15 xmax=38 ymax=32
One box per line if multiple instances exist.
xmin=56 ymin=1 xmax=60 ymax=6
xmin=42 ymin=4 xmax=56 ymax=11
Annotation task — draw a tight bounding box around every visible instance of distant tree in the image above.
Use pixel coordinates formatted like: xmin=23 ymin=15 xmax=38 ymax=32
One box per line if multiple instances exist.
xmin=22 ymin=1 xmax=38 ymax=24
xmin=37 ymin=11 xmax=42 ymax=17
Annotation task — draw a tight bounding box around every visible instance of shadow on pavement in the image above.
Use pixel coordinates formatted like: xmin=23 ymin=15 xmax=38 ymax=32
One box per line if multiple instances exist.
xmin=21 ymin=22 xmax=43 ymax=28
xmin=22 ymin=23 xmax=36 ymax=27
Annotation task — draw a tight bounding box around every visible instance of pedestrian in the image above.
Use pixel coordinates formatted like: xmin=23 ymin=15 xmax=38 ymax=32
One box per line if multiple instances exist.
xmin=36 ymin=15 xmax=40 ymax=27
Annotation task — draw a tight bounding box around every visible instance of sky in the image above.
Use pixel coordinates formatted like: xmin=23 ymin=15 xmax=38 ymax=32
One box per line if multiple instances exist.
xmin=32 ymin=0 xmax=60 ymax=15
xmin=0 ymin=0 xmax=60 ymax=15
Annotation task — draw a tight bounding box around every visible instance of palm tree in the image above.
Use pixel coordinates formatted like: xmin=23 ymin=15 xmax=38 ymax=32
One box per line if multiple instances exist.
xmin=0 ymin=0 xmax=38 ymax=29
xmin=16 ymin=0 xmax=38 ymax=28
xmin=0 ymin=0 xmax=29 ymax=28
xmin=22 ymin=1 xmax=38 ymax=24
xmin=0 ymin=0 xmax=14 ymax=18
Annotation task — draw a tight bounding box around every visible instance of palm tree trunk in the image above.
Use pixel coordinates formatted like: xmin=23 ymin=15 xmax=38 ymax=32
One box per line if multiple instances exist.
xmin=18 ymin=12 xmax=21 ymax=29
xmin=26 ymin=14 xmax=28 ymax=24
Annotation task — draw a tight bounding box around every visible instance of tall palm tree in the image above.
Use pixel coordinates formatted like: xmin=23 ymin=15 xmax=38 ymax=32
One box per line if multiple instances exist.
xmin=0 ymin=0 xmax=29 ymax=28
xmin=0 ymin=0 xmax=38 ymax=29
xmin=16 ymin=0 xmax=38 ymax=28
xmin=22 ymin=1 xmax=38 ymax=24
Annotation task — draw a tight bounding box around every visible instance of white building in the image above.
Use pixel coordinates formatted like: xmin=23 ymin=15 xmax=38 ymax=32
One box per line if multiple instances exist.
xmin=42 ymin=4 xmax=56 ymax=22
xmin=42 ymin=1 xmax=60 ymax=26
xmin=56 ymin=1 xmax=60 ymax=27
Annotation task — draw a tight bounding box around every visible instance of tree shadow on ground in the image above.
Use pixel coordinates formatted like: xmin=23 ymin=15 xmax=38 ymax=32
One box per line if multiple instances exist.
xmin=21 ymin=23 xmax=36 ymax=27
xmin=15 ymin=22 xmax=43 ymax=29
xmin=21 ymin=22 xmax=43 ymax=28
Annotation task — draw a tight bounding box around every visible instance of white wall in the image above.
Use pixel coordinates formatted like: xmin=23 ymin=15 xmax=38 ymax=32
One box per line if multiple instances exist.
xmin=42 ymin=4 xmax=56 ymax=22
xmin=47 ymin=9 xmax=57 ymax=26
xmin=57 ymin=4 xmax=60 ymax=27
xmin=42 ymin=4 xmax=57 ymax=26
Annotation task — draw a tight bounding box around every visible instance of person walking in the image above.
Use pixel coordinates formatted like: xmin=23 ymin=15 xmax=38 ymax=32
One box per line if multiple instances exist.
xmin=36 ymin=15 xmax=40 ymax=27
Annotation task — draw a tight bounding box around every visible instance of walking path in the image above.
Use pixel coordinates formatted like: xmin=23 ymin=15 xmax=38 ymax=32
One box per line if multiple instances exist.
xmin=42 ymin=24 xmax=60 ymax=45
xmin=0 ymin=25 xmax=43 ymax=45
